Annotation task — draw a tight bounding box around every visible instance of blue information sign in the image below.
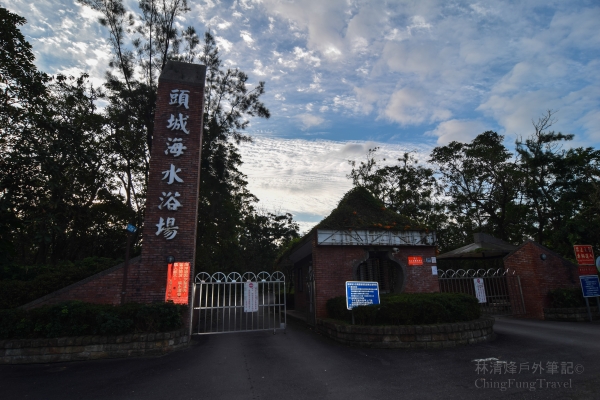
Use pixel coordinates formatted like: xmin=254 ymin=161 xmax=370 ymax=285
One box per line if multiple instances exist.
xmin=580 ymin=275 xmax=600 ymax=298
xmin=346 ymin=281 xmax=380 ymax=310
xmin=126 ymin=224 xmax=137 ymax=233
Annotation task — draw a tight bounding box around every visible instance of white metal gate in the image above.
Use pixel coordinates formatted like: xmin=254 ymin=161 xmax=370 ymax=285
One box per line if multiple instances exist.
xmin=192 ymin=271 xmax=286 ymax=335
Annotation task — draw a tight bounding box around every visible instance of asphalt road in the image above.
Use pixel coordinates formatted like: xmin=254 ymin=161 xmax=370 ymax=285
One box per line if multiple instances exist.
xmin=2 ymin=316 xmax=599 ymax=400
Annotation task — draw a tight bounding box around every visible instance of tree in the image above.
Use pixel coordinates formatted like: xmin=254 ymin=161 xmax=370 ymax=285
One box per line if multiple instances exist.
xmin=196 ymin=32 xmax=295 ymax=273
xmin=516 ymin=110 xmax=600 ymax=255
xmin=79 ymin=1 xmax=297 ymax=272
xmin=0 ymin=7 xmax=48 ymax=118
xmin=2 ymin=10 xmax=124 ymax=264
xmin=0 ymin=8 xmax=50 ymax=261
xmin=348 ymin=148 xmax=443 ymax=227
xmin=430 ymin=131 xmax=526 ymax=245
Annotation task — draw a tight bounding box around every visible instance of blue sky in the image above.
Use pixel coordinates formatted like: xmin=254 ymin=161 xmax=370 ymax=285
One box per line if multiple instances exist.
xmin=5 ymin=0 xmax=600 ymax=232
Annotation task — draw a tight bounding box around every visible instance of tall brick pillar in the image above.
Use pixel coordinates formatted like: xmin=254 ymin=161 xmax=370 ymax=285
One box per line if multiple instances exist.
xmin=126 ymin=61 xmax=206 ymax=310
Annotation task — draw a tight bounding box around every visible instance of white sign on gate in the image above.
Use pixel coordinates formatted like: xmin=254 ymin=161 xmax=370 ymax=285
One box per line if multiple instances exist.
xmin=244 ymin=281 xmax=259 ymax=312
xmin=473 ymin=278 xmax=487 ymax=303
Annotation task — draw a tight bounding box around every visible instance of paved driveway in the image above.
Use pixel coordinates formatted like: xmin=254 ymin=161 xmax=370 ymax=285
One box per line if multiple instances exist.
xmin=1 ymin=316 xmax=599 ymax=400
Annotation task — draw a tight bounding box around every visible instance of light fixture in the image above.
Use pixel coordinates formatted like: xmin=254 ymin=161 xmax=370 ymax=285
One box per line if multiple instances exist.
xmin=540 ymin=254 xmax=547 ymax=261
xmin=166 ymin=255 xmax=175 ymax=263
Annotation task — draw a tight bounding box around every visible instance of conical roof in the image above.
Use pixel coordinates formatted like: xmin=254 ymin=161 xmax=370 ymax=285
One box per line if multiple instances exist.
xmin=276 ymin=187 xmax=429 ymax=266
xmin=316 ymin=186 xmax=425 ymax=231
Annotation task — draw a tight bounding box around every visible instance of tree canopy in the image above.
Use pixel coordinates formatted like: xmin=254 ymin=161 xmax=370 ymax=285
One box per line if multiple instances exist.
xmin=349 ymin=113 xmax=600 ymax=259
xmin=0 ymin=5 xmax=298 ymax=272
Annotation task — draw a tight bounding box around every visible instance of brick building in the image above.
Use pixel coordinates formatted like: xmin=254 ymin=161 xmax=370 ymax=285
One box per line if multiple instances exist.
xmin=280 ymin=187 xmax=439 ymax=323
xmin=437 ymin=233 xmax=580 ymax=320
xmin=504 ymin=241 xmax=579 ymax=319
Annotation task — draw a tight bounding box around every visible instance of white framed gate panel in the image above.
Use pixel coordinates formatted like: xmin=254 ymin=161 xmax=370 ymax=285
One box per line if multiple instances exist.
xmin=192 ymin=271 xmax=286 ymax=335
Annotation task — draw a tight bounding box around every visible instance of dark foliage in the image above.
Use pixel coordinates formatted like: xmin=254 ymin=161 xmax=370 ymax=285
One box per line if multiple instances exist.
xmin=326 ymin=293 xmax=481 ymax=325
xmin=0 ymin=257 xmax=120 ymax=309
xmin=0 ymin=301 xmax=186 ymax=339
xmin=547 ymin=288 xmax=586 ymax=308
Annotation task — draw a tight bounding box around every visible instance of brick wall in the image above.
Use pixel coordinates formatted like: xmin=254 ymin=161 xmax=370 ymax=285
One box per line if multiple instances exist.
xmin=391 ymin=247 xmax=439 ymax=293
xmin=312 ymin=239 xmax=440 ymax=319
xmin=504 ymin=241 xmax=579 ymax=319
xmin=130 ymin=62 xmax=206 ymax=306
xmin=312 ymin=241 xmax=367 ymax=319
xmin=21 ymin=258 xmax=140 ymax=310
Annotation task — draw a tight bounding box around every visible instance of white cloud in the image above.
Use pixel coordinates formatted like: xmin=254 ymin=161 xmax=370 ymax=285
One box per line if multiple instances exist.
xmin=293 ymin=47 xmax=321 ymax=67
xmin=8 ymin=0 xmax=600 ymax=223
xmin=253 ymin=60 xmax=268 ymax=76
xmin=384 ymin=88 xmax=452 ymax=126
xmin=262 ymin=0 xmax=349 ymax=60
xmin=238 ymin=136 xmax=432 ymax=232
xmin=426 ymin=119 xmax=490 ymax=145
xmin=214 ymin=36 xmax=233 ymax=52
xmin=407 ymin=15 xmax=432 ymax=36
xmin=240 ymin=30 xmax=255 ymax=45
xmin=296 ymin=113 xmax=325 ymax=129
xmin=478 ymin=91 xmax=559 ymax=136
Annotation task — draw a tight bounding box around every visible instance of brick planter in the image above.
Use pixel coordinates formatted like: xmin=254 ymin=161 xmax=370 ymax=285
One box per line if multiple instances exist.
xmin=316 ymin=318 xmax=495 ymax=349
xmin=544 ymin=307 xmax=600 ymax=322
xmin=0 ymin=329 xmax=189 ymax=364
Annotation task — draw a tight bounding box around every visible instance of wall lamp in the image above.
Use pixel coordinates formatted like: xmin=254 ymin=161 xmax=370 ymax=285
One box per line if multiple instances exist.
xmin=540 ymin=253 xmax=547 ymax=261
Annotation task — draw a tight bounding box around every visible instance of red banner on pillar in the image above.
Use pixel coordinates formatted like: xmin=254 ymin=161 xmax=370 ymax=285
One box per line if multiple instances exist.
xmin=165 ymin=262 xmax=190 ymax=304
xmin=574 ymin=245 xmax=595 ymax=265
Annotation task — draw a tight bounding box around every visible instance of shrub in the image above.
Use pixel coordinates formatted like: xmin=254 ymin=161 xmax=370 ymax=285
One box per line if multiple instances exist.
xmin=548 ymin=288 xmax=586 ymax=308
xmin=326 ymin=293 xmax=481 ymax=326
xmin=0 ymin=301 xmax=186 ymax=339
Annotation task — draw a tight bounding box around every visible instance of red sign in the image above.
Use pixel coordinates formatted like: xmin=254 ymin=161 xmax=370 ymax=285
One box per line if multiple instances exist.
xmin=165 ymin=262 xmax=190 ymax=304
xmin=574 ymin=245 xmax=595 ymax=265
xmin=407 ymin=256 xmax=423 ymax=266
xmin=578 ymin=265 xmax=597 ymax=276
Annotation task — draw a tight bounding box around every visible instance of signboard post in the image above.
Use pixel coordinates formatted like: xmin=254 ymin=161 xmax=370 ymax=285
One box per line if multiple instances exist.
xmin=346 ymin=281 xmax=380 ymax=325
xmin=473 ymin=278 xmax=487 ymax=303
xmin=573 ymin=245 xmax=599 ymax=321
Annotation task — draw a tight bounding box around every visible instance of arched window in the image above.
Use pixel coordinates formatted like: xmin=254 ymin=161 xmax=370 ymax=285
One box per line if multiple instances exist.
xmin=357 ymin=252 xmax=399 ymax=293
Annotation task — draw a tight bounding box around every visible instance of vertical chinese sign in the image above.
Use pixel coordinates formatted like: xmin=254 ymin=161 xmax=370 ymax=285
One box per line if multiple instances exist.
xmin=133 ymin=61 xmax=206 ymax=306
xmin=165 ymin=262 xmax=191 ymax=304
xmin=574 ymin=245 xmax=596 ymax=276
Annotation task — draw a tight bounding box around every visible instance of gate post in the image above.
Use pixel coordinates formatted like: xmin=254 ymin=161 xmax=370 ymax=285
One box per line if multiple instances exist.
xmin=127 ymin=62 xmax=206 ymax=335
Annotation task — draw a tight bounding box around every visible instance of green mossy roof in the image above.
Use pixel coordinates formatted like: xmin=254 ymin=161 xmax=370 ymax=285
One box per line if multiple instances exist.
xmin=276 ymin=187 xmax=428 ymax=265
xmin=316 ymin=187 xmax=425 ymax=231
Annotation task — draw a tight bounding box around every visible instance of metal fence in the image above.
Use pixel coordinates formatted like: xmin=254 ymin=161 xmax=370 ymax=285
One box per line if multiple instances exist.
xmin=438 ymin=268 xmax=526 ymax=316
xmin=192 ymin=271 xmax=286 ymax=335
